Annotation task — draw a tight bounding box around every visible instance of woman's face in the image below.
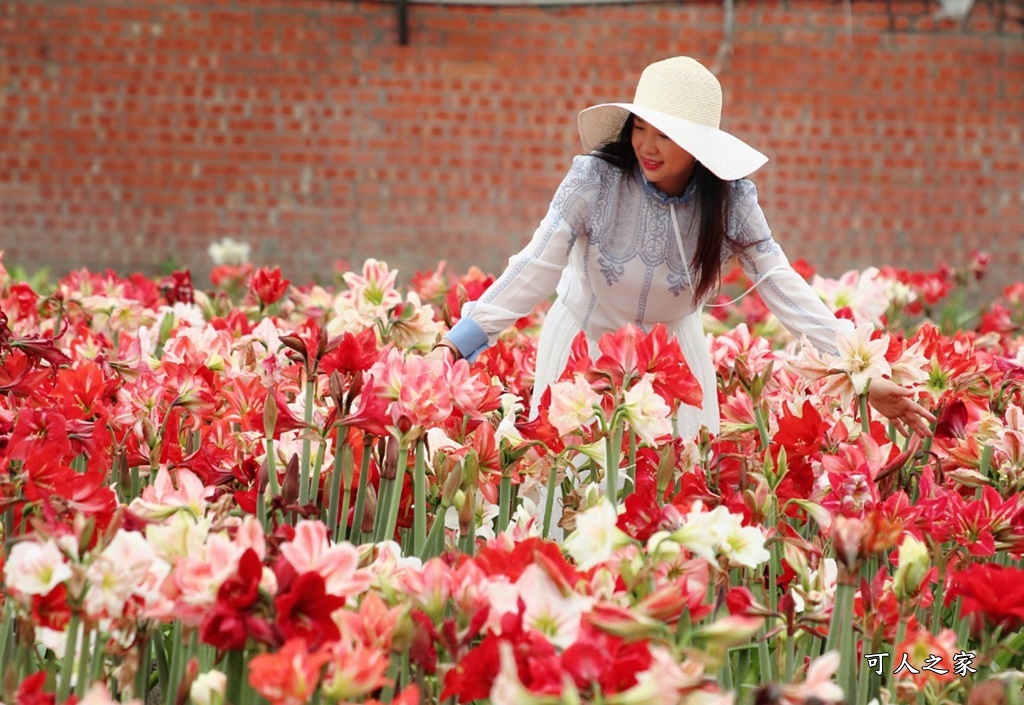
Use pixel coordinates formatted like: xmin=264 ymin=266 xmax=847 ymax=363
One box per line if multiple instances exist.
xmin=631 ymin=117 xmax=697 ymax=197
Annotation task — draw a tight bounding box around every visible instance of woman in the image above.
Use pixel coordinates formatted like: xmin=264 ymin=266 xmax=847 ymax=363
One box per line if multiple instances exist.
xmin=432 ymin=56 xmax=934 ymax=438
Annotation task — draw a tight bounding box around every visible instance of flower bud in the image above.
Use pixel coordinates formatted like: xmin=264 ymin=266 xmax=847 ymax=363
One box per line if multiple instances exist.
xmin=263 ymin=391 xmax=279 ymax=440
xmin=281 ymin=452 xmax=300 ymax=506
xmin=694 ymin=615 xmax=765 ymax=647
xmin=189 ymin=670 xmax=226 ymax=705
xmin=831 ymin=516 xmax=864 ymax=578
xmin=893 ymin=534 xmax=931 ymax=600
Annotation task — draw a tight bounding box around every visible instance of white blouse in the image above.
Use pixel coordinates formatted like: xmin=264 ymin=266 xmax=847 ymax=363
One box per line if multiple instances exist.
xmin=446 ymin=154 xmax=852 ymax=365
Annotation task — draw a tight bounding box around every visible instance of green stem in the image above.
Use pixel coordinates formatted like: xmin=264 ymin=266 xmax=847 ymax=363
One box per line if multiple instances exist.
xmin=497 ymin=473 xmax=512 ymax=536
xmin=859 ymin=393 xmax=871 ymax=435
xmin=628 ymin=430 xmax=637 ymax=480
xmin=757 ymin=631 xmax=772 ymax=682
xmin=167 ymin=622 xmax=184 ymax=705
xmin=57 ymin=614 xmax=80 ymax=703
xmin=74 ymin=622 xmax=93 ymax=697
xmin=753 ymin=403 xmax=770 ymax=450
xmin=308 ymin=441 xmax=327 ymax=508
xmin=931 ymin=549 xmax=948 ymax=633
xmin=413 ymin=439 xmax=428 ymax=556
xmin=130 ymin=466 xmax=141 ymax=502
xmin=88 ymin=628 xmax=103 ymax=686
xmin=542 ymin=458 xmax=560 ymax=540
xmin=266 ymin=438 xmax=280 ymax=498
xmin=134 ymin=632 xmax=150 ymax=703
xmin=380 ymin=441 xmax=411 ymax=543
xmin=298 ymin=379 xmax=316 ymax=506
xmin=372 ymin=472 xmax=394 ymax=544
xmin=225 ymin=647 xmax=245 ymax=705
xmin=785 ymin=629 xmax=797 ymax=681
xmin=856 ymin=642 xmax=873 ymax=705
xmin=349 ymin=438 xmax=373 ymax=544
xmin=327 ymin=431 xmax=349 ymax=539
xmin=766 ymin=499 xmax=780 ymax=614
xmin=978 ymin=444 xmax=993 ymax=479
xmin=605 ymin=417 xmax=623 ymax=507
xmin=420 ymin=507 xmax=448 ymax=560
xmin=0 ymin=601 xmax=13 ymax=679
xmin=459 ymin=490 xmax=476 ymax=556
xmin=152 ymin=627 xmax=170 ymax=702
xmin=825 ymin=580 xmax=857 ymax=695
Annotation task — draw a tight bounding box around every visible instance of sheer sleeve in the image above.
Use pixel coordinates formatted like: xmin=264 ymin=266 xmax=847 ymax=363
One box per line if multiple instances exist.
xmin=729 ymin=180 xmax=854 ymax=354
xmin=445 ymin=156 xmax=599 ymax=361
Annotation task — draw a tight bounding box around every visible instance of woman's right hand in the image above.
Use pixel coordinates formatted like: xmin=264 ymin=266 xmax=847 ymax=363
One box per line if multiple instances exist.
xmin=427 ymin=339 xmax=460 ymax=364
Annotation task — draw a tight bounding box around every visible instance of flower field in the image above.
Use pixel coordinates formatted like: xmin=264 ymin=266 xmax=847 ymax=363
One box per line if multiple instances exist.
xmin=1 ymin=250 xmax=1024 ymax=705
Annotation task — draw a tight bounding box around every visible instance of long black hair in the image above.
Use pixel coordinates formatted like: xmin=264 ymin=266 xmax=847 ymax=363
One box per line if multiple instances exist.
xmin=592 ymin=114 xmax=743 ymax=304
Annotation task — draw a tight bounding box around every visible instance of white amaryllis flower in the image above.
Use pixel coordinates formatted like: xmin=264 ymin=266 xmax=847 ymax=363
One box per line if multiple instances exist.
xmin=444 ymin=490 xmax=501 ymax=541
xmin=487 ymin=564 xmax=594 ymax=650
xmin=831 ymin=325 xmax=892 ymax=396
xmin=207 ymin=237 xmax=251 ymax=265
xmin=619 ymin=374 xmax=673 ymax=444
xmin=3 ymin=539 xmax=72 ymax=596
xmin=145 ymin=511 xmax=211 ymax=563
xmin=651 ymin=504 xmax=770 ymax=569
xmin=548 ymin=374 xmax=600 ymax=437
xmin=85 ymin=529 xmax=169 ymax=619
xmin=563 ymin=500 xmax=630 ymax=570
xmin=494 ymin=393 xmax=526 ymax=446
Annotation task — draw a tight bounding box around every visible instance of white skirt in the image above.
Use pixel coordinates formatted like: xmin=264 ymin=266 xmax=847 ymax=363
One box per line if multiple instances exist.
xmin=529 ymin=299 xmax=720 ymax=438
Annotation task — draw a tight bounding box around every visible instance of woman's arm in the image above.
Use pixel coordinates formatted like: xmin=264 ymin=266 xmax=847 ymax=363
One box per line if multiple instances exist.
xmin=441 ymin=156 xmax=598 ymax=361
xmin=729 ymin=181 xmax=935 ymax=435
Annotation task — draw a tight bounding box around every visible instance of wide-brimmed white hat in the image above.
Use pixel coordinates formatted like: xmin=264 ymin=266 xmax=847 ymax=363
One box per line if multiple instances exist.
xmin=577 ymin=57 xmax=768 ymax=181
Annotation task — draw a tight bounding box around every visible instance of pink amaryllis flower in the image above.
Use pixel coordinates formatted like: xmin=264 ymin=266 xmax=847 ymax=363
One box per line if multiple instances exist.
xmin=619 ymin=373 xmax=673 ymax=444
xmin=279 ymin=520 xmax=371 ymax=598
xmin=129 ymin=466 xmax=215 ymax=521
xmin=760 ymin=650 xmax=845 ymax=704
xmin=547 ymin=374 xmax=601 ymax=438
xmin=320 ymin=633 xmax=392 ymax=701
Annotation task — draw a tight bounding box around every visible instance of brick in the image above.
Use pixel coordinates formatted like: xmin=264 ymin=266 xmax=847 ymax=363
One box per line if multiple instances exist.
xmin=0 ymin=0 xmax=1020 ymax=296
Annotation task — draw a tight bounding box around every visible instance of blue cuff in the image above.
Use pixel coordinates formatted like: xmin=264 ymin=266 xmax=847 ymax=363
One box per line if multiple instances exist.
xmin=446 ymin=317 xmax=490 ymax=362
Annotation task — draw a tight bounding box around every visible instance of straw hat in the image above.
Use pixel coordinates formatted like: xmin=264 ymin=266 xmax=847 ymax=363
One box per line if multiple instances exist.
xmin=577 ymin=57 xmax=768 ymax=181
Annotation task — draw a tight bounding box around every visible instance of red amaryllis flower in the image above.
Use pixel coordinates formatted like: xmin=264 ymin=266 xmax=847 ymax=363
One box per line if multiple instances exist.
xmin=31 ymin=584 xmax=71 ymax=631
xmin=441 ymin=606 xmax=561 ymax=703
xmin=0 ymin=348 xmax=53 ymax=396
xmin=250 ymin=266 xmax=291 ymax=306
xmin=0 ymin=310 xmax=72 ymax=369
xmin=200 ymin=549 xmax=278 ymax=650
xmin=248 ymin=638 xmax=331 ymax=705
xmin=474 ymin=536 xmax=580 ymax=587
xmin=320 ymin=327 xmax=379 ymax=379
xmin=218 ymin=549 xmax=263 ymax=611
xmin=274 ymin=571 xmax=347 ymax=649
xmin=947 ymin=563 xmax=1024 ymax=632
xmin=443 ymin=266 xmax=495 ymax=323
xmin=15 ymin=672 xmax=54 ymax=705
xmin=637 ymin=323 xmax=702 ymax=410
xmin=563 ymin=624 xmax=654 ymax=694
xmin=159 ymin=269 xmax=195 ymax=305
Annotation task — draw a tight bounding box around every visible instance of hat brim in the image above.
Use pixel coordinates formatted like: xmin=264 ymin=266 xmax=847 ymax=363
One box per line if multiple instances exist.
xmin=577 ymin=103 xmax=768 ymax=181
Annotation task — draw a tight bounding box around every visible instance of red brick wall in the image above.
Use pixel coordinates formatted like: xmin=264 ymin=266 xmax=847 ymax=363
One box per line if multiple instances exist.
xmin=2 ymin=0 xmax=1022 ymax=294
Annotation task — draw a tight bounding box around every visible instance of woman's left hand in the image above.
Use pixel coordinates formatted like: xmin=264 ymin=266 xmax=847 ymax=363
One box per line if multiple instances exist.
xmin=866 ymin=378 xmax=936 ymax=437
